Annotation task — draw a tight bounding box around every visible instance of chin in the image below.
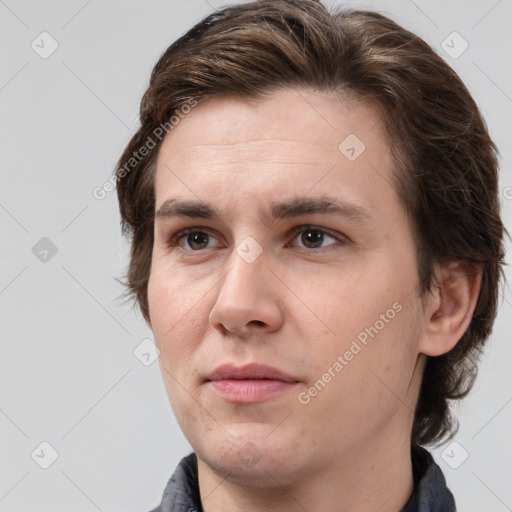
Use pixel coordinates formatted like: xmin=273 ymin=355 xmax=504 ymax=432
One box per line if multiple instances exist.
xmin=193 ymin=427 xmax=315 ymax=488
xmin=198 ymin=447 xmax=290 ymax=487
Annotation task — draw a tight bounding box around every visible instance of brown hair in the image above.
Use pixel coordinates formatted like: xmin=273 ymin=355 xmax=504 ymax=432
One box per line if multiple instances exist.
xmin=116 ymin=0 xmax=506 ymax=445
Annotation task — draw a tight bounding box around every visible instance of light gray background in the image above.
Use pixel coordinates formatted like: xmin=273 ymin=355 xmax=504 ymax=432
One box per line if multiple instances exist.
xmin=1 ymin=0 xmax=511 ymax=511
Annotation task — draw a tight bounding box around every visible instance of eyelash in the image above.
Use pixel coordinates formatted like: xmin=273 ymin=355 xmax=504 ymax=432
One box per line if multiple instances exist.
xmin=167 ymin=225 xmax=346 ymax=251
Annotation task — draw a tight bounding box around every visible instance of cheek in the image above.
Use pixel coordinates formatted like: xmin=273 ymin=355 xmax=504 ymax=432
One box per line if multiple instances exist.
xmin=298 ymin=301 xmax=421 ymax=445
xmin=294 ymin=261 xmax=421 ymax=390
xmin=148 ymin=265 xmax=199 ymax=359
xmin=149 ymin=270 xmax=207 ymax=422
xmin=148 ymin=267 xmax=173 ymax=340
xmin=283 ymin=265 xmax=397 ymax=345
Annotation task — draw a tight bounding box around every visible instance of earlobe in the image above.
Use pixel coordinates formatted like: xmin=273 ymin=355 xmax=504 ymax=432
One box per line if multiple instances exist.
xmin=419 ymin=262 xmax=482 ymax=357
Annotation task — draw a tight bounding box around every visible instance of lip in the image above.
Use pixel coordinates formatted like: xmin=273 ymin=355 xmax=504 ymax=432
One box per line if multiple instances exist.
xmin=206 ymin=363 xmax=299 ymax=404
xmin=207 ymin=363 xmax=297 ymax=383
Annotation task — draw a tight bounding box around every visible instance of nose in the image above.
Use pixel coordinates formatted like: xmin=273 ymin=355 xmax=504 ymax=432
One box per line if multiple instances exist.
xmin=209 ymin=249 xmax=284 ymax=337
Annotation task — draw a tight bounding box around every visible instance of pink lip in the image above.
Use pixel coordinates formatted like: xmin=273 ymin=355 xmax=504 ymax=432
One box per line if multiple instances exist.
xmin=206 ymin=363 xmax=299 ymax=404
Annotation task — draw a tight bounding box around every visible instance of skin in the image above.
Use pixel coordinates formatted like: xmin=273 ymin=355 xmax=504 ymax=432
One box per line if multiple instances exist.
xmin=148 ymin=88 xmax=481 ymax=512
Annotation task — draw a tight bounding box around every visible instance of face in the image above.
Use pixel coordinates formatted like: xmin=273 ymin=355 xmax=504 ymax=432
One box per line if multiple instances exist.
xmin=148 ymin=88 xmax=427 ymax=485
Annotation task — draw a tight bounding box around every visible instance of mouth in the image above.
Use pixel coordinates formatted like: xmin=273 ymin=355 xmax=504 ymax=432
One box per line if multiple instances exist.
xmin=206 ymin=363 xmax=300 ymax=404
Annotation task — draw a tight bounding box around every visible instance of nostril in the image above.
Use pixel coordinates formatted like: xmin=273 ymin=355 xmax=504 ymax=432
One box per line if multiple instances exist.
xmin=250 ymin=320 xmax=266 ymax=327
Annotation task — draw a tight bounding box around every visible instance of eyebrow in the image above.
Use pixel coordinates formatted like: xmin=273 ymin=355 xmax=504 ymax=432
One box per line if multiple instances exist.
xmin=156 ymin=199 xmax=215 ymax=220
xmin=155 ymin=197 xmax=375 ymax=226
xmin=267 ymin=197 xmax=374 ymax=224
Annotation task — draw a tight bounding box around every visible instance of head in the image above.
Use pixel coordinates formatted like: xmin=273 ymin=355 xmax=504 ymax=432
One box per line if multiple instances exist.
xmin=116 ymin=0 xmax=505 ymax=474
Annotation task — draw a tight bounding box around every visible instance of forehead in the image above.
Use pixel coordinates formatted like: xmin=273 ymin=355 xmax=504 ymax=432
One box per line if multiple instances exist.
xmin=154 ymin=88 xmax=397 ymax=219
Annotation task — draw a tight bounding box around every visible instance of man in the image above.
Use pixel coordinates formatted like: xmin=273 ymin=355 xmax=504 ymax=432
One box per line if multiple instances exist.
xmin=115 ymin=1 xmax=505 ymax=510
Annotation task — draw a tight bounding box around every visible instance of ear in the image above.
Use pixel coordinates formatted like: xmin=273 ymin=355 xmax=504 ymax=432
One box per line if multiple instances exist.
xmin=418 ymin=262 xmax=482 ymax=357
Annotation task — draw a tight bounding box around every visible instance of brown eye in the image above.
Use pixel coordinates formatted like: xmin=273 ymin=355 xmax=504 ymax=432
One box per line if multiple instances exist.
xmin=184 ymin=231 xmax=211 ymax=250
xmin=301 ymin=229 xmax=325 ymax=248
xmin=290 ymin=227 xmax=338 ymax=249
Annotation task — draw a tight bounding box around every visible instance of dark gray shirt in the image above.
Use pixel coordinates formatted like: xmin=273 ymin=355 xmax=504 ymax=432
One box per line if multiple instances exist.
xmin=149 ymin=445 xmax=455 ymax=512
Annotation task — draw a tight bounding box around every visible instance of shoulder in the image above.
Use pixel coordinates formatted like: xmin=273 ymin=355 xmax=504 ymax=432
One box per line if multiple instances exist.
xmin=147 ymin=453 xmax=201 ymax=512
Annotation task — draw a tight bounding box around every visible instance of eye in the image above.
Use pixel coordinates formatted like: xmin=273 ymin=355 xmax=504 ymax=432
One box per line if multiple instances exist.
xmin=289 ymin=226 xmax=340 ymax=249
xmin=176 ymin=229 xmax=219 ymax=250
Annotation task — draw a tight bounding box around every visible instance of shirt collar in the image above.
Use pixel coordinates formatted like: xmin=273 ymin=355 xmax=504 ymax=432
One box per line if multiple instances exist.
xmin=401 ymin=445 xmax=456 ymax=512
